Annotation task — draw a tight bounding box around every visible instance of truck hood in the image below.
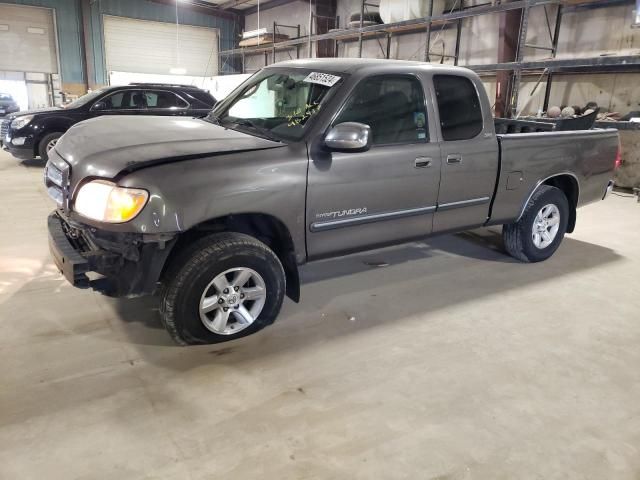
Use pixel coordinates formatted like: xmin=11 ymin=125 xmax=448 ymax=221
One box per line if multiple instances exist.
xmin=55 ymin=116 xmax=284 ymax=178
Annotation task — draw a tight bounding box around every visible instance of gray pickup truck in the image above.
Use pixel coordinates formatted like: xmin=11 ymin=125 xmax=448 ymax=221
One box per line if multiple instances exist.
xmin=45 ymin=59 xmax=619 ymax=345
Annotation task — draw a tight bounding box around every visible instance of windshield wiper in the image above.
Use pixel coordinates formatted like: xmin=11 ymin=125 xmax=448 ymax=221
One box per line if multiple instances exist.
xmin=231 ymin=118 xmax=282 ymax=143
xmin=206 ymin=114 xmax=222 ymax=125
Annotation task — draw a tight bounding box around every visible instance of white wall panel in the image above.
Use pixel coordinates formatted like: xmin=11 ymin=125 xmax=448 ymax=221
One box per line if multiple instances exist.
xmin=103 ymin=16 xmax=218 ymax=77
xmin=0 ymin=4 xmax=57 ymax=74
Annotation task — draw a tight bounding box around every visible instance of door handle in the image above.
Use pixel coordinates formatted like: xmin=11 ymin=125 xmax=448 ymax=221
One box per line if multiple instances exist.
xmin=447 ymin=154 xmax=462 ymax=165
xmin=415 ymin=157 xmax=433 ymax=168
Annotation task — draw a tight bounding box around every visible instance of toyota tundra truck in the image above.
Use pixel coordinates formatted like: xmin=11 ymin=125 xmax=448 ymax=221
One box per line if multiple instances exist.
xmin=45 ymin=59 xmax=619 ymax=345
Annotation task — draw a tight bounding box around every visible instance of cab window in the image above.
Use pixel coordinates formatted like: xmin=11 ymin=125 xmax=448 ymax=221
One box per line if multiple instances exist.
xmin=334 ymin=75 xmax=428 ymax=146
xmin=433 ymin=75 xmax=483 ymax=141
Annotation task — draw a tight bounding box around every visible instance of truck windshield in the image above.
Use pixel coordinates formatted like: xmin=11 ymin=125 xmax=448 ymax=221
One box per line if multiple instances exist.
xmin=208 ymin=69 xmax=344 ymax=142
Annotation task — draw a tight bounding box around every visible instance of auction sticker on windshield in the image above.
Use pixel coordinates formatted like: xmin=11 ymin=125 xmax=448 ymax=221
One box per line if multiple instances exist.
xmin=304 ymin=72 xmax=341 ymax=87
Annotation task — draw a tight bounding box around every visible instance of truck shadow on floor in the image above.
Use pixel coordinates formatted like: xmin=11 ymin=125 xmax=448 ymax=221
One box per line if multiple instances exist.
xmin=109 ymin=230 xmax=622 ymax=368
xmin=20 ymin=159 xmax=46 ymax=168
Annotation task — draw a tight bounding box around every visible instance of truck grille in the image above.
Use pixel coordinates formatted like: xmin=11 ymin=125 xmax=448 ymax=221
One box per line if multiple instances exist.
xmin=44 ymin=160 xmax=71 ymax=209
xmin=0 ymin=119 xmax=10 ymax=140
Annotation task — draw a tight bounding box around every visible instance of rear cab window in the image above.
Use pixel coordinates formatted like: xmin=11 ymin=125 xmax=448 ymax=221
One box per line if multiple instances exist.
xmin=433 ymin=74 xmax=483 ymax=141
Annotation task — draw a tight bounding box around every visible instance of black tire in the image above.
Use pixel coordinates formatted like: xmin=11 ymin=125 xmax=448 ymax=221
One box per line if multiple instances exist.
xmin=160 ymin=232 xmax=286 ymax=345
xmin=38 ymin=132 xmax=63 ymax=161
xmin=503 ymin=185 xmax=569 ymax=263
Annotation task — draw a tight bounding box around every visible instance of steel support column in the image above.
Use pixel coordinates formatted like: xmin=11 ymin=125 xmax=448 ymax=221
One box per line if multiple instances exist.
xmin=424 ymin=0 xmax=434 ymax=62
xmin=495 ymin=0 xmax=523 ymax=117
xmin=358 ymin=0 xmax=365 ymax=57
xmin=543 ymin=4 xmax=563 ymax=112
xmin=509 ymin=1 xmax=531 ymax=117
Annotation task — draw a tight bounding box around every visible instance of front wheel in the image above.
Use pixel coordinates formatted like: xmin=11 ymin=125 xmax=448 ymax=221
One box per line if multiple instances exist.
xmin=503 ymin=185 xmax=569 ymax=263
xmin=160 ymin=232 xmax=286 ymax=345
xmin=38 ymin=132 xmax=63 ymax=161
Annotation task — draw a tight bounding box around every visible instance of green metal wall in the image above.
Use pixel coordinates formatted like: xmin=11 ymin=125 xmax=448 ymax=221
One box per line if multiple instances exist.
xmin=0 ymin=0 xmax=240 ymax=86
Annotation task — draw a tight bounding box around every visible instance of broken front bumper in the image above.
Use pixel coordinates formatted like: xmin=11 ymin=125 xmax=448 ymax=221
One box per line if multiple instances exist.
xmin=48 ymin=212 xmax=176 ymax=297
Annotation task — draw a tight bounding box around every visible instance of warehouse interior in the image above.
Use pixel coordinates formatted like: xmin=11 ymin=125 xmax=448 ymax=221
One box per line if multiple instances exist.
xmin=1 ymin=0 xmax=639 ymax=478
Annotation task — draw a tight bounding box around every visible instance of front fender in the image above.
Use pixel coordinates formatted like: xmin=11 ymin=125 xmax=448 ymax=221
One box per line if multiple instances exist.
xmin=113 ymin=143 xmax=310 ymax=263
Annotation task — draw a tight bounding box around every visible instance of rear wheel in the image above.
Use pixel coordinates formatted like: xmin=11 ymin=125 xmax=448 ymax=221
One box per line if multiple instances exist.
xmin=160 ymin=232 xmax=286 ymax=345
xmin=38 ymin=132 xmax=63 ymax=161
xmin=503 ymin=185 xmax=569 ymax=262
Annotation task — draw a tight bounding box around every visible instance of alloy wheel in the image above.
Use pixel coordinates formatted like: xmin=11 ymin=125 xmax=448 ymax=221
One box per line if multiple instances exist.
xmin=532 ymin=204 xmax=560 ymax=249
xmin=199 ymin=267 xmax=267 ymax=335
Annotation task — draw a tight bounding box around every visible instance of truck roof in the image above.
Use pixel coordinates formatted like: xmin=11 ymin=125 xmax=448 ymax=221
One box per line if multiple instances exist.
xmin=270 ymin=58 xmax=469 ymax=75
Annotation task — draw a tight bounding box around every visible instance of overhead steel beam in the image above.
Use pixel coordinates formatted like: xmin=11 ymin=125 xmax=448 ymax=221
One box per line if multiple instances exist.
xmin=468 ymin=55 xmax=640 ymax=72
xmin=148 ymin=0 xmax=241 ymax=19
xmin=244 ymin=0 xmax=302 ymax=15
xmin=218 ymin=0 xmax=254 ymax=9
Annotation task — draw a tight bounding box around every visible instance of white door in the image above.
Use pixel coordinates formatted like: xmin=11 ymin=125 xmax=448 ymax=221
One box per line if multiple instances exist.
xmin=0 ymin=4 xmax=58 ymax=74
xmin=103 ymin=16 xmax=218 ymax=78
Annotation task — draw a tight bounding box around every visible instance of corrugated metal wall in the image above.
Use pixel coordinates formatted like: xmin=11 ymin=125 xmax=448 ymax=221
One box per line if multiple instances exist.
xmin=0 ymin=0 xmax=240 ymax=86
xmin=90 ymin=0 xmax=240 ymax=84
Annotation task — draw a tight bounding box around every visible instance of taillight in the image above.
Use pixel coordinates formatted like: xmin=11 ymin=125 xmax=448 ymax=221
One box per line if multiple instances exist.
xmin=614 ymin=141 xmax=622 ymax=169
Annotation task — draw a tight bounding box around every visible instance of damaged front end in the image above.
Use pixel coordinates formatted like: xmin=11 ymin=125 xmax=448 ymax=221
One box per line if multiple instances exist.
xmin=48 ymin=211 xmax=176 ymax=297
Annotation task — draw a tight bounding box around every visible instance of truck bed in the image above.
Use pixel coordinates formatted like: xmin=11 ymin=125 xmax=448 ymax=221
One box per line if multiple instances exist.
xmin=488 ymin=128 xmax=619 ymax=225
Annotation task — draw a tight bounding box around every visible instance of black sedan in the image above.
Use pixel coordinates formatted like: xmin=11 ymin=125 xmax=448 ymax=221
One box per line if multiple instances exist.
xmin=1 ymin=83 xmax=216 ymax=162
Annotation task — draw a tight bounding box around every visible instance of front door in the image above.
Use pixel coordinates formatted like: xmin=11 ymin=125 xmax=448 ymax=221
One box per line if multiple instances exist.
xmin=90 ymin=89 xmax=147 ymax=117
xmin=431 ymin=74 xmax=499 ymax=232
xmin=306 ymin=74 xmax=441 ymax=259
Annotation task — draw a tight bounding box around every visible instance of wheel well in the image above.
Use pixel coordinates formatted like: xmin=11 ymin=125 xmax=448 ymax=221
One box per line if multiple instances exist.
xmin=36 ymin=131 xmax=64 ymax=157
xmin=164 ymin=213 xmax=301 ymax=302
xmin=542 ymin=174 xmax=579 ymax=233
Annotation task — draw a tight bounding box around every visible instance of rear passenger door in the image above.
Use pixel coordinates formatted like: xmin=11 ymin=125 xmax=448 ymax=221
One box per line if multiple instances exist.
xmin=431 ymin=74 xmax=499 ymax=233
xmin=306 ymin=74 xmax=442 ymax=259
xmin=143 ymin=90 xmax=189 ymax=116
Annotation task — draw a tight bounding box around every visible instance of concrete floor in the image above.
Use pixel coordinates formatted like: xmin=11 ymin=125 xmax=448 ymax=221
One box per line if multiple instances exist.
xmin=1 ymin=148 xmax=639 ymax=479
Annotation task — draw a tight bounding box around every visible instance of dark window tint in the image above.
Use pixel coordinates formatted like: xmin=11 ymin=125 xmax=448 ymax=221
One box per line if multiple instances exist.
xmin=101 ymin=90 xmax=146 ymax=110
xmin=145 ymin=91 xmax=188 ymax=109
xmin=334 ymin=75 xmax=428 ymax=145
xmin=102 ymin=91 xmax=124 ymax=109
xmin=433 ymin=75 xmax=483 ymax=141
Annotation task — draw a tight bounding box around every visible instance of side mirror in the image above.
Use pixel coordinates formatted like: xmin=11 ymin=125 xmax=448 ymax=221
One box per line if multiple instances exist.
xmin=324 ymin=122 xmax=371 ymax=152
xmin=91 ymin=101 xmax=107 ymax=111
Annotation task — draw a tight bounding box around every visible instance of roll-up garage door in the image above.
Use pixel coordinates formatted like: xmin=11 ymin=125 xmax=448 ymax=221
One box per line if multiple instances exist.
xmin=0 ymin=4 xmax=58 ymax=73
xmin=103 ymin=16 xmax=218 ymax=77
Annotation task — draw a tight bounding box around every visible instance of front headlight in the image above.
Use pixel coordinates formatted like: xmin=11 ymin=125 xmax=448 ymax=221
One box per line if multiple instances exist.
xmin=11 ymin=115 xmax=34 ymax=130
xmin=74 ymin=180 xmax=149 ymax=223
